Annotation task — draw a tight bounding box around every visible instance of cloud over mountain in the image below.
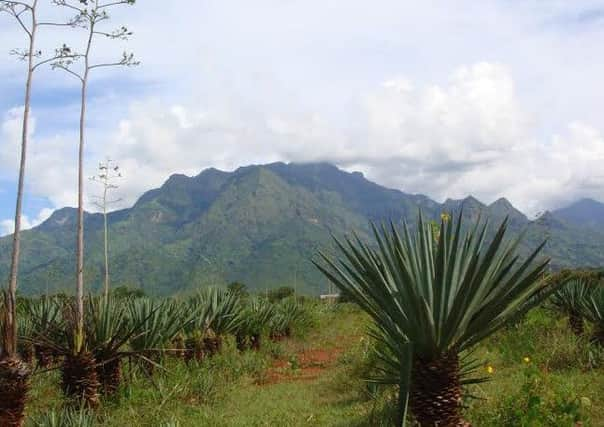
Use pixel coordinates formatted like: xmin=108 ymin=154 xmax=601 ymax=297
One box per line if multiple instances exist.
xmin=2 ymin=1 xmax=604 ymax=225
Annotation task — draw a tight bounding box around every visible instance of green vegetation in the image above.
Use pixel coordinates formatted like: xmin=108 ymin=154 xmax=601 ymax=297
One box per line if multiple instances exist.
xmin=3 ymin=163 xmax=604 ymax=296
xmin=582 ymin=287 xmax=604 ymax=345
xmin=315 ymin=214 xmax=550 ymax=425
xmin=2 ymin=181 xmax=602 ymax=426
xmin=16 ymin=289 xmax=316 ymax=417
xmin=16 ymin=302 xmax=603 ymax=426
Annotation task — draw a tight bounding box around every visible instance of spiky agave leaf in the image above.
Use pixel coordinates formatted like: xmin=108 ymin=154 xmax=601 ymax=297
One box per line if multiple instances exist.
xmin=314 ymin=212 xmax=550 ymax=426
xmin=30 ymin=406 xmax=96 ymax=427
xmin=85 ymin=296 xmax=153 ymax=394
xmin=184 ymin=292 xmax=211 ymax=361
xmin=269 ymin=297 xmax=308 ymax=340
xmin=185 ymin=292 xmax=212 ymax=335
xmin=235 ymin=297 xmax=275 ymax=351
xmin=550 ymin=275 xmax=597 ymax=335
xmin=127 ymin=298 xmax=190 ymax=371
xmin=27 ymin=297 xmax=101 ymax=407
xmin=27 ymin=297 xmax=64 ymax=368
xmin=580 ymin=286 xmax=604 ymax=345
xmin=201 ymin=287 xmax=244 ymax=336
xmin=30 ymin=297 xmax=78 ymax=357
xmin=185 ymin=288 xmax=244 ymax=357
xmin=16 ymin=314 xmax=34 ymax=365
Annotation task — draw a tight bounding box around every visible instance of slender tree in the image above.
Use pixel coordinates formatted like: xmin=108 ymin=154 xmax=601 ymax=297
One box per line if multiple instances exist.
xmin=50 ymin=0 xmax=137 ymax=405
xmin=0 ymin=2 xmax=77 ymax=425
xmin=90 ymin=158 xmax=122 ymax=300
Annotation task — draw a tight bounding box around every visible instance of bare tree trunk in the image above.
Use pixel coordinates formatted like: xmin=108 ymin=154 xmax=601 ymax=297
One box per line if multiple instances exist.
xmin=75 ymin=17 xmax=94 ymax=349
xmin=75 ymin=74 xmax=87 ymax=350
xmin=103 ymin=185 xmax=109 ymax=300
xmin=4 ymin=0 xmax=37 ymax=359
xmin=49 ymin=0 xmax=135 ymax=351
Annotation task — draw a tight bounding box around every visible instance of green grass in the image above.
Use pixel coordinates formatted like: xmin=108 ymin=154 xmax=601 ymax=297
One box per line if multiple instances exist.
xmin=465 ymin=309 xmax=604 ymax=426
xmin=24 ymin=304 xmax=604 ymax=426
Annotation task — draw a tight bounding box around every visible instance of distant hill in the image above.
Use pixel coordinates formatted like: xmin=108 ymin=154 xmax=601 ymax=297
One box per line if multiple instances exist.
xmin=552 ymin=198 xmax=604 ymax=230
xmin=1 ymin=162 xmax=604 ymax=295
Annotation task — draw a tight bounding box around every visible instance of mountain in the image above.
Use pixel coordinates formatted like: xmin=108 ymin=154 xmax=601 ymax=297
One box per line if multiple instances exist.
xmin=1 ymin=162 xmax=604 ymax=296
xmin=552 ymin=198 xmax=604 ymax=230
xmin=488 ymin=197 xmax=528 ymax=223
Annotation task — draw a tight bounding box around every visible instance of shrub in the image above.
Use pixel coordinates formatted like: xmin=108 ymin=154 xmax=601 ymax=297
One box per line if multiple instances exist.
xmin=486 ymin=361 xmax=590 ymax=426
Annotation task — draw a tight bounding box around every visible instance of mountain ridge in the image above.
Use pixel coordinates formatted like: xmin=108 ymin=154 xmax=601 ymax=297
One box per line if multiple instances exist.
xmin=2 ymin=162 xmax=604 ymax=295
xmin=552 ymin=198 xmax=604 ymax=230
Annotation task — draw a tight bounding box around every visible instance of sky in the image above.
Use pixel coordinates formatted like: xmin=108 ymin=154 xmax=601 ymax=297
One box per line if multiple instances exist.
xmin=1 ymin=0 xmax=604 ymax=235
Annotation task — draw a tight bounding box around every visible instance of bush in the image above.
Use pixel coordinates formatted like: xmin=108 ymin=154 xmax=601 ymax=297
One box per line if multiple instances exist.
xmin=486 ymin=361 xmax=591 ymax=426
xmin=267 ymin=286 xmax=295 ymax=302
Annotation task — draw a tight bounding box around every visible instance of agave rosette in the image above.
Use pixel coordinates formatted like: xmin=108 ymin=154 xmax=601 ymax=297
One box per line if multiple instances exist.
xmin=314 ymin=212 xmax=550 ymax=426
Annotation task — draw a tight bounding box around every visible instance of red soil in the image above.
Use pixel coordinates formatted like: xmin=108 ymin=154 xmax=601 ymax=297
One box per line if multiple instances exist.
xmin=260 ymin=342 xmax=346 ymax=385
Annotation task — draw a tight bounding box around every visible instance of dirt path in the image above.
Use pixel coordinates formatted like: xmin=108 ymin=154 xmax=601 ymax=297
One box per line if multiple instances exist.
xmin=260 ymin=340 xmax=348 ymax=385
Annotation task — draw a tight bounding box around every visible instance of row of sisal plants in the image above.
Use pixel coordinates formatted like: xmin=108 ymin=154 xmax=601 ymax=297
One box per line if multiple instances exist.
xmin=10 ymin=289 xmax=311 ymax=408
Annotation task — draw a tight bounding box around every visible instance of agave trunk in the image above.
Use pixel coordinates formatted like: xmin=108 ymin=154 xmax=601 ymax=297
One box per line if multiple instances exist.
xmin=141 ymin=351 xmax=160 ymax=375
xmin=185 ymin=337 xmax=204 ymax=363
xmin=568 ymin=311 xmax=584 ymax=336
xmin=0 ymin=357 xmax=30 ymax=427
xmin=61 ymin=352 xmax=99 ymax=408
xmin=202 ymin=335 xmax=222 ymax=357
xmin=171 ymin=335 xmax=186 ymax=359
xmin=269 ymin=331 xmax=285 ymax=342
xmin=96 ymin=357 xmax=121 ymax=395
xmin=250 ymin=333 xmax=261 ymax=351
xmin=34 ymin=344 xmax=54 ymax=369
xmin=17 ymin=343 xmax=34 ymax=366
xmin=593 ymin=327 xmax=604 ymax=347
xmin=410 ymin=352 xmax=470 ymax=427
xmin=236 ymin=333 xmax=248 ymax=351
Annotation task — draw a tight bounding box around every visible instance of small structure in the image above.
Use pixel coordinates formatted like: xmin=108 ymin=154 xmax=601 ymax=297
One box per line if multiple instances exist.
xmin=319 ymin=293 xmax=340 ymax=303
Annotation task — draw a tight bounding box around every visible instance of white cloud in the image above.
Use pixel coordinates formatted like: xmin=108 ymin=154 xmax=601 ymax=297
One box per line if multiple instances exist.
xmin=76 ymin=62 xmax=602 ymax=216
xmin=1 ymin=107 xmax=78 ymax=209
xmin=351 ymin=63 xmax=604 ymax=215
xmin=3 ymin=1 xmax=604 ymax=219
xmin=3 ymin=60 xmax=604 ymax=219
xmin=1 ymin=208 xmax=53 ymax=237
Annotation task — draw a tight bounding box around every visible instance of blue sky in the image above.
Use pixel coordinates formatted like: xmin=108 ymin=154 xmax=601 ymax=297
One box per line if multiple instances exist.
xmin=2 ymin=0 xmax=604 ymax=234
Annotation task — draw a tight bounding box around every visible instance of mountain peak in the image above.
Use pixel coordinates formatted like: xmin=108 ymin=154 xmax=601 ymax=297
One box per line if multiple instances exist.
xmin=533 ymin=210 xmax=566 ymax=228
xmin=463 ymin=195 xmax=483 ymax=205
xmin=42 ymin=207 xmax=77 ymax=225
xmin=443 ymin=195 xmax=484 ymax=209
xmin=164 ymin=173 xmax=190 ymax=185
xmin=38 ymin=207 xmax=103 ymax=231
xmin=552 ymin=197 xmax=604 ymax=229
xmin=488 ymin=197 xmax=527 ymax=222
xmin=490 ymin=197 xmax=513 ymax=208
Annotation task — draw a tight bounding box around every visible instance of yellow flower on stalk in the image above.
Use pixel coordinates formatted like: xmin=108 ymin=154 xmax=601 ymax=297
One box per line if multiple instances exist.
xmin=486 ymin=365 xmax=494 ymax=374
xmin=523 ymin=356 xmax=531 ymax=363
xmin=441 ymin=212 xmax=451 ymax=223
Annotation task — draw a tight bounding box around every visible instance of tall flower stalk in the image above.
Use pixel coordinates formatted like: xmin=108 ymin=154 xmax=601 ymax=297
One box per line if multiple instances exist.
xmin=0 ymin=1 xmax=77 ymax=424
xmin=50 ymin=0 xmax=138 ymax=405
xmin=90 ymin=159 xmax=122 ymax=300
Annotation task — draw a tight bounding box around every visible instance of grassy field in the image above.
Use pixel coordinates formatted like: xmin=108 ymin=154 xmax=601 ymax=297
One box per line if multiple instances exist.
xmin=24 ymin=303 xmax=604 ymax=426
